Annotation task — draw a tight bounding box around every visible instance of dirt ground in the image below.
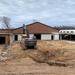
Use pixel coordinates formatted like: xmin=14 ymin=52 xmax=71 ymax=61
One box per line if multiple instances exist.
xmin=0 ymin=40 xmax=75 ymax=75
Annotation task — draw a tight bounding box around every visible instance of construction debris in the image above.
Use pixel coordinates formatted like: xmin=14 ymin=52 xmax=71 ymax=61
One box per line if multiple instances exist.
xmin=0 ymin=52 xmax=7 ymax=56
xmin=0 ymin=45 xmax=11 ymax=61
xmin=0 ymin=56 xmax=7 ymax=61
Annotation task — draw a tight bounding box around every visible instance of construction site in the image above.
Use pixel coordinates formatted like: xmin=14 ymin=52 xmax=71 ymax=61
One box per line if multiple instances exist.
xmin=0 ymin=40 xmax=75 ymax=75
xmin=0 ymin=23 xmax=75 ymax=75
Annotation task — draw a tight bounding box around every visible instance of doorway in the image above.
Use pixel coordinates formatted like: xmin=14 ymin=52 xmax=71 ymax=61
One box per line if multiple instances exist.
xmin=14 ymin=35 xmax=18 ymax=41
xmin=51 ymin=35 xmax=54 ymax=40
xmin=34 ymin=34 xmax=41 ymax=40
xmin=0 ymin=37 xmax=5 ymax=44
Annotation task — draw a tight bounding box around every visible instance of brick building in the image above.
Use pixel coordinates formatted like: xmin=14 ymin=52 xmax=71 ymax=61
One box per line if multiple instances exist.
xmin=0 ymin=29 xmax=13 ymax=45
xmin=13 ymin=22 xmax=59 ymax=41
xmin=0 ymin=22 xmax=59 ymax=45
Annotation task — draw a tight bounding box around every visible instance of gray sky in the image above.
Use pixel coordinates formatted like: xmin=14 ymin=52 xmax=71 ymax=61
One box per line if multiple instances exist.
xmin=0 ymin=0 xmax=75 ymax=28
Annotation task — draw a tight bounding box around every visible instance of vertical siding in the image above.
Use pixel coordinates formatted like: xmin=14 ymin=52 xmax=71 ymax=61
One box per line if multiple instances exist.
xmin=10 ymin=34 xmax=13 ymax=45
xmin=41 ymin=34 xmax=51 ymax=40
xmin=12 ymin=35 xmax=14 ymax=41
xmin=29 ymin=34 xmax=33 ymax=38
xmin=13 ymin=34 xmax=33 ymax=41
xmin=13 ymin=33 xmax=59 ymax=41
xmin=54 ymin=34 xmax=59 ymax=40
xmin=18 ymin=34 xmax=22 ymax=40
xmin=13 ymin=34 xmax=22 ymax=41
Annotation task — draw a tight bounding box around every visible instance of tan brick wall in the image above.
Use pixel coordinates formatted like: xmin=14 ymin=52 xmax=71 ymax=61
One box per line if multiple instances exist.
xmin=13 ymin=22 xmax=59 ymax=34
xmin=0 ymin=30 xmax=12 ymax=33
xmin=13 ymin=27 xmax=23 ymax=34
xmin=27 ymin=22 xmax=59 ymax=33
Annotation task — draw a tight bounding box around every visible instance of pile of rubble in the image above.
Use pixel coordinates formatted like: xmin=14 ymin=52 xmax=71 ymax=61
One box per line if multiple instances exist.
xmin=0 ymin=45 xmax=11 ymax=61
xmin=0 ymin=52 xmax=7 ymax=61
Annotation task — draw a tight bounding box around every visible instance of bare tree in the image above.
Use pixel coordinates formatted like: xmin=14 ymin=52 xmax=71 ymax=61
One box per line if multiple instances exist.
xmin=1 ymin=16 xmax=11 ymax=29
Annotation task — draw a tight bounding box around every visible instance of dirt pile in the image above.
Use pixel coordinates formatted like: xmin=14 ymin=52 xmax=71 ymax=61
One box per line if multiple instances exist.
xmin=2 ymin=40 xmax=75 ymax=67
xmin=29 ymin=50 xmax=73 ymax=67
xmin=29 ymin=41 xmax=75 ymax=67
xmin=5 ymin=43 xmax=37 ymax=60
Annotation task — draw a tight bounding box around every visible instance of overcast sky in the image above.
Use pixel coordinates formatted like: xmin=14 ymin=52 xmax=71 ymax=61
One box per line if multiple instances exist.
xmin=0 ymin=0 xmax=75 ymax=28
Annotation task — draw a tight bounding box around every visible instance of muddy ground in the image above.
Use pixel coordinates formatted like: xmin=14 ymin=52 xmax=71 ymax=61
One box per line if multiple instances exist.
xmin=0 ymin=40 xmax=75 ymax=75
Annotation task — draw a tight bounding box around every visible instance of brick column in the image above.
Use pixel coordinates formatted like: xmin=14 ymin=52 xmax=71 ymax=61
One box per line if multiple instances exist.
xmin=5 ymin=35 xmax=10 ymax=46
